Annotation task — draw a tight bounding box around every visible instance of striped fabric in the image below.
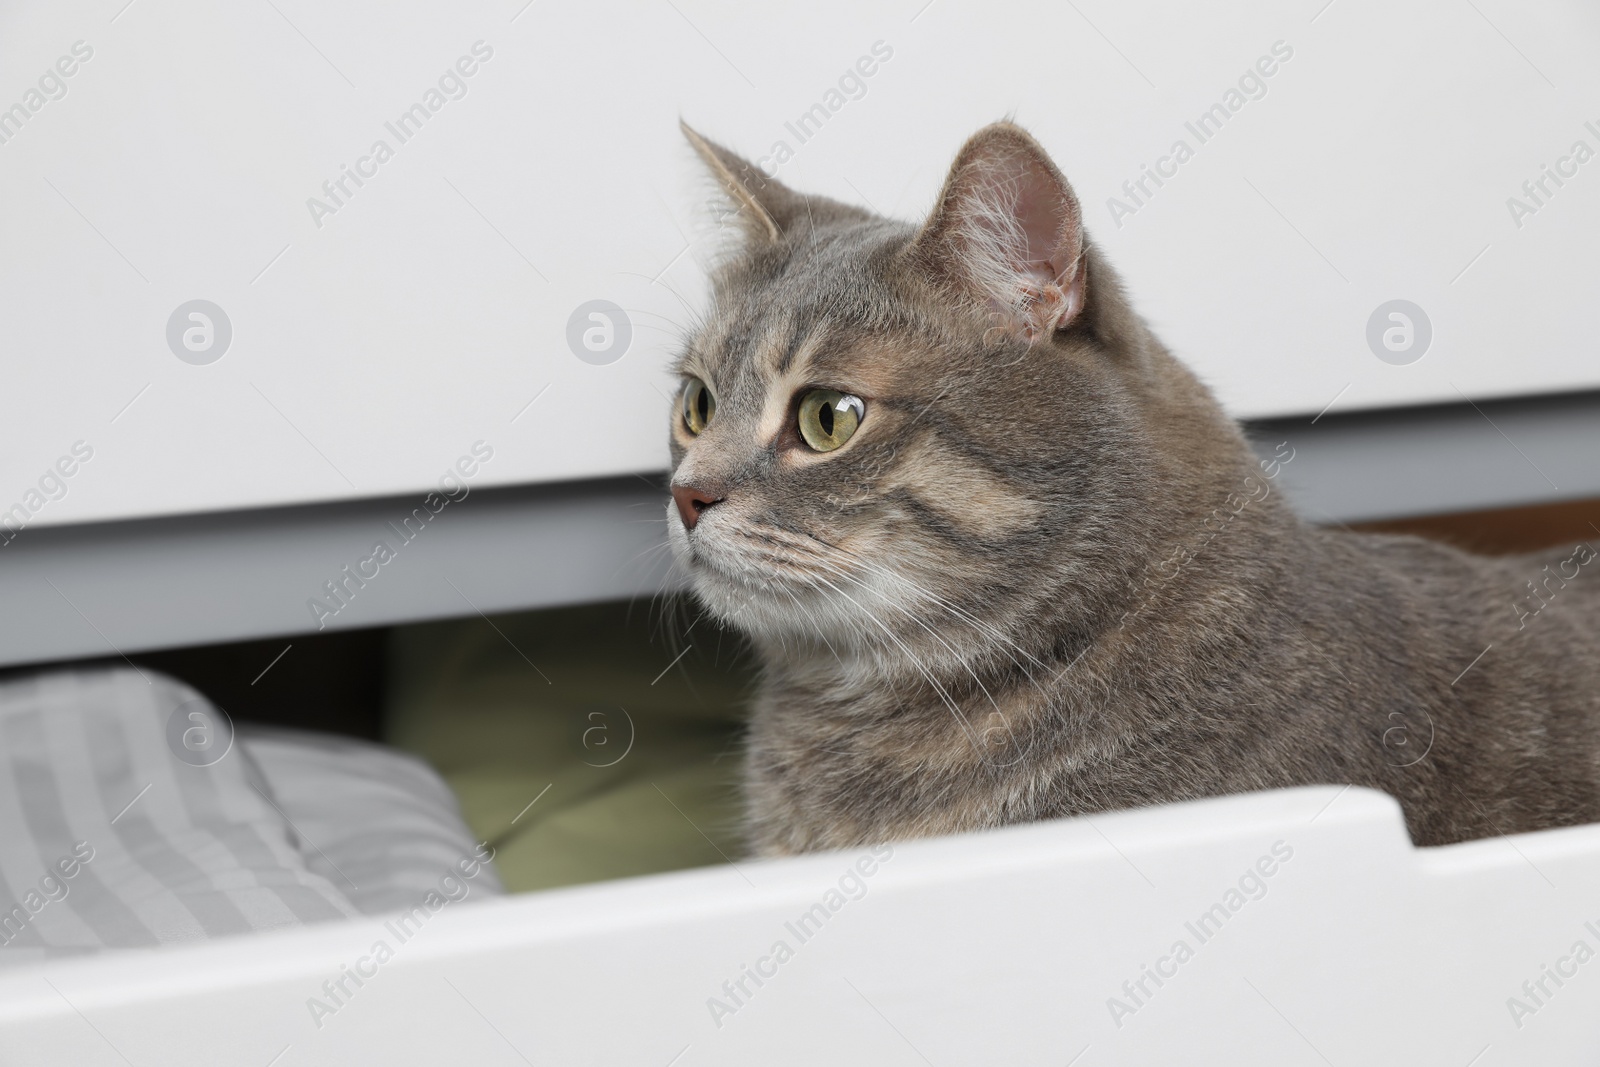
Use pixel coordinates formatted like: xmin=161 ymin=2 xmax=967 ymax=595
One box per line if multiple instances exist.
xmin=0 ymin=668 xmax=360 ymax=963
xmin=238 ymin=725 xmax=502 ymax=915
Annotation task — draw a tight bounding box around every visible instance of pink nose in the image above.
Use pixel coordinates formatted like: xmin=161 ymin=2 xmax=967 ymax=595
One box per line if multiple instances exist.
xmin=672 ymin=484 xmax=724 ymax=530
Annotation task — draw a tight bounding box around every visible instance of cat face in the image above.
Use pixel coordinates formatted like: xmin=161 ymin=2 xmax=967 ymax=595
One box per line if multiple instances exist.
xmin=666 ymin=123 xmax=1195 ymax=663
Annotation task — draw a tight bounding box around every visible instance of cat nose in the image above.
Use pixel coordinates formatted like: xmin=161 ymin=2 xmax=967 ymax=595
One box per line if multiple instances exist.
xmin=672 ymin=483 xmax=726 ymax=530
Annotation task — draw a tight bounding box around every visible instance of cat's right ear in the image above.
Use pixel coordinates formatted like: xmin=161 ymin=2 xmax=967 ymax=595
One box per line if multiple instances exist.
xmin=681 ymin=121 xmax=808 ymax=244
xmin=906 ymin=122 xmax=1087 ymax=345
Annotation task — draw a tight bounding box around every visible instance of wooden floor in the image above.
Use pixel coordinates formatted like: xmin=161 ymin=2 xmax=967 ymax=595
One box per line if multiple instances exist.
xmin=1353 ymin=496 xmax=1600 ymax=555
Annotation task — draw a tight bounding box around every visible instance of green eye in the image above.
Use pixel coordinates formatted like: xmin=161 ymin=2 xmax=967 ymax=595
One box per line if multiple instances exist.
xmin=797 ymin=389 xmax=865 ymax=452
xmin=681 ymin=377 xmax=715 ymax=435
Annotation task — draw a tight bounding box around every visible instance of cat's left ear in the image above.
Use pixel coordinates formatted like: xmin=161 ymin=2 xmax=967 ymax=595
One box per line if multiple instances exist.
xmin=681 ymin=121 xmax=808 ymax=244
xmin=906 ymin=122 xmax=1086 ymax=344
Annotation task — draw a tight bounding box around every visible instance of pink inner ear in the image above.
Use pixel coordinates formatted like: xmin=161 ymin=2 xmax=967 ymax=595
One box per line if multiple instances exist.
xmin=955 ymin=143 xmax=1084 ymax=339
xmin=1013 ymin=164 xmax=1075 ymax=285
xmin=911 ymin=124 xmax=1087 ymax=341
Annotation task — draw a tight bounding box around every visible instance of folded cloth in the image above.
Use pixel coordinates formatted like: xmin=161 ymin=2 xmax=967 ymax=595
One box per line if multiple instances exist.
xmin=0 ymin=668 xmax=358 ymax=963
xmin=240 ymin=724 xmax=502 ymax=915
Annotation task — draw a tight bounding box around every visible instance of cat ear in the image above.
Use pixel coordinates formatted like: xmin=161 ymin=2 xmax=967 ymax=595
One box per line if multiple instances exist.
xmin=907 ymin=122 xmax=1086 ymax=344
xmin=681 ymin=121 xmax=808 ymax=244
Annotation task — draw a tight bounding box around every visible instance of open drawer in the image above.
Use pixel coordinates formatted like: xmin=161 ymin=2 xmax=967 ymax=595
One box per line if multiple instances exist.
xmin=3 ymin=784 xmax=1597 ymax=1063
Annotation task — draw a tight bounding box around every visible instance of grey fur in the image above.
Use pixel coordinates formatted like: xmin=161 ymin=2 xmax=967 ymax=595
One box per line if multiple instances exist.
xmin=667 ymin=122 xmax=1600 ymax=855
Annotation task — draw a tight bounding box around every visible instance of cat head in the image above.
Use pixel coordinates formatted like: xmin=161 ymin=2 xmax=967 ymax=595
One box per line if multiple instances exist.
xmin=667 ymin=121 xmax=1248 ymax=671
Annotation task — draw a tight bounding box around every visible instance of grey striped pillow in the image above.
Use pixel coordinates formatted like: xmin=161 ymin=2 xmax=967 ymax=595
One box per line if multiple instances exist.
xmin=238 ymin=725 xmax=503 ymax=915
xmin=0 ymin=668 xmax=359 ymax=963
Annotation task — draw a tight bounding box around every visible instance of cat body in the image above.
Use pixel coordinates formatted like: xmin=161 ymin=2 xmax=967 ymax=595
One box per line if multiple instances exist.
xmin=667 ymin=122 xmax=1600 ymax=854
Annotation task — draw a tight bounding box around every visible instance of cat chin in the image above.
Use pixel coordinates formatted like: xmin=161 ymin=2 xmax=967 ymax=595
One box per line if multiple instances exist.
xmin=666 ymin=506 xmax=914 ymax=649
xmin=707 ymin=593 xmax=877 ymax=652
xmin=683 ymin=556 xmax=912 ymax=654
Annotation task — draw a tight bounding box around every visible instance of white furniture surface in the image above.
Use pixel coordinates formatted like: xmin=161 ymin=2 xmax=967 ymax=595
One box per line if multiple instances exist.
xmin=2 ymin=785 xmax=1597 ymax=1064
xmin=3 ymin=0 xmax=1598 ymax=531
xmin=4 ymin=0 xmax=1599 ymax=666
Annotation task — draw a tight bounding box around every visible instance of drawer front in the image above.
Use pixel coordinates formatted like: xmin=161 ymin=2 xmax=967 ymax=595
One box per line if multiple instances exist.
xmin=4 ymin=1 xmax=1598 ymax=528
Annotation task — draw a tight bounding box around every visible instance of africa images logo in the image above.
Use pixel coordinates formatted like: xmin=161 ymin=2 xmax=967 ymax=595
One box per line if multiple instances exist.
xmin=566 ymin=300 xmax=632 ymax=365
xmin=305 ymin=42 xmax=494 ymax=229
xmin=1106 ymin=40 xmax=1294 ymax=228
xmin=166 ymin=300 xmax=233 ymax=365
xmin=1365 ymin=300 xmax=1431 ymax=366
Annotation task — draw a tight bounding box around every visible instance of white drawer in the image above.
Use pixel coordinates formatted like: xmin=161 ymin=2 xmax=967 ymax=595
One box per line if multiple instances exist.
xmin=4 ymin=0 xmax=1599 ymax=529
xmin=2 ymin=786 xmax=1595 ymax=1063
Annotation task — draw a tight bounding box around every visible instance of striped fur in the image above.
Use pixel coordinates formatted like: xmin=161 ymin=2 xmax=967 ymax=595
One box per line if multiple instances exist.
xmin=668 ymin=122 xmax=1600 ymax=856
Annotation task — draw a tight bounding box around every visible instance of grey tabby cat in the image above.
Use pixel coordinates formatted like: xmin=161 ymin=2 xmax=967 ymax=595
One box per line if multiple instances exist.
xmin=666 ymin=120 xmax=1600 ymax=855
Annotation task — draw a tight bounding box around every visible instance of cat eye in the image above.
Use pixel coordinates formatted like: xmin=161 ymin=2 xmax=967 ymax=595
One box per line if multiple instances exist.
xmin=797 ymin=389 xmax=865 ymax=452
xmin=681 ymin=377 xmax=715 ymax=435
